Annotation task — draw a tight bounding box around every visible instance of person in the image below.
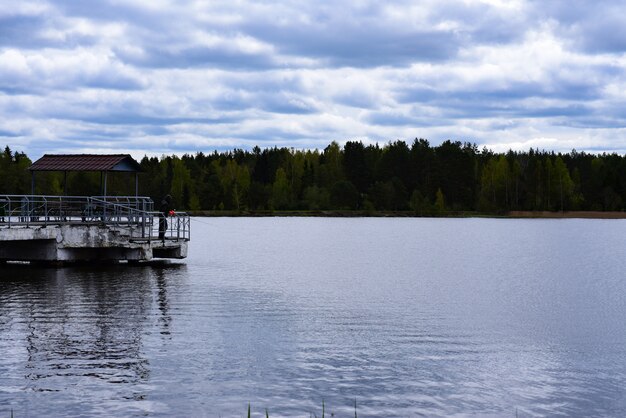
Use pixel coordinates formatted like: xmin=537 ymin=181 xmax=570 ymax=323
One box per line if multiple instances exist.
xmin=0 ymin=197 xmax=6 ymax=223
xmin=158 ymin=195 xmax=172 ymax=241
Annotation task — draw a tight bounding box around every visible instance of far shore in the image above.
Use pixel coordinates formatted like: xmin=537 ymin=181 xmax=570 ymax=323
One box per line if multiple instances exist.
xmin=187 ymin=210 xmax=626 ymax=219
xmin=507 ymin=211 xmax=626 ymax=219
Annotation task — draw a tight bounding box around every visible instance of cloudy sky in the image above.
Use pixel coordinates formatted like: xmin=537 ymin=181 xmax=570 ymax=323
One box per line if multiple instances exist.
xmin=1 ymin=0 xmax=626 ymax=159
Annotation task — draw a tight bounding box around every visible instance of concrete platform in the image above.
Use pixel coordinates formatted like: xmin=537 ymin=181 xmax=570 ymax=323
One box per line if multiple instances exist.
xmin=0 ymin=224 xmax=188 ymax=263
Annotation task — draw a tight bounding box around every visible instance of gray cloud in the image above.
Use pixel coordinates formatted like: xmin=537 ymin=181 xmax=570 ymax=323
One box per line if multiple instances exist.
xmin=530 ymin=0 xmax=626 ymax=53
xmin=115 ymin=45 xmax=278 ymax=70
xmin=72 ymin=114 xmax=240 ymax=126
xmin=397 ymin=75 xmax=606 ymax=105
xmin=366 ymin=110 xmax=444 ymax=127
xmin=0 ymin=129 xmax=22 ymax=137
xmin=0 ymin=63 xmax=147 ymax=94
xmin=245 ymin=23 xmax=459 ymax=68
xmin=52 ymin=1 xmax=146 ymax=21
xmin=0 ymin=15 xmax=50 ymax=48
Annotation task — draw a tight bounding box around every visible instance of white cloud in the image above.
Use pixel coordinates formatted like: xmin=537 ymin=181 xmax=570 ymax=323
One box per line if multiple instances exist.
xmin=0 ymin=1 xmax=52 ymax=18
xmin=0 ymin=48 xmax=147 ymax=92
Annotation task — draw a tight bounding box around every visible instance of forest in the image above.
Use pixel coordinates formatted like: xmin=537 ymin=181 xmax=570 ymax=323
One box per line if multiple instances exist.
xmin=1 ymin=140 xmax=625 ymax=214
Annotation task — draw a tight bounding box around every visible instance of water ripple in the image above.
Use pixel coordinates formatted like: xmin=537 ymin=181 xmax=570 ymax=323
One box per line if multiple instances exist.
xmin=1 ymin=218 xmax=626 ymax=416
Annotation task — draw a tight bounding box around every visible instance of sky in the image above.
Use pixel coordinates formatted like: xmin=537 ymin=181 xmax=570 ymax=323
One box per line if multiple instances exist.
xmin=1 ymin=0 xmax=626 ymax=160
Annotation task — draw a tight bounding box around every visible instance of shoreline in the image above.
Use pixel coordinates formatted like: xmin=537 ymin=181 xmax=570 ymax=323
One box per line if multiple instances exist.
xmin=507 ymin=210 xmax=626 ymax=219
xmin=187 ymin=210 xmax=626 ymax=219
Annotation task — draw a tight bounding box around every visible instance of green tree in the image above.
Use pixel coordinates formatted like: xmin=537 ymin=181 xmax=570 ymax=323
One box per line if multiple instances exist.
xmin=287 ymin=150 xmax=306 ymax=203
xmin=330 ymin=180 xmax=359 ymax=209
xmin=303 ymin=185 xmax=330 ymax=210
xmin=248 ymin=181 xmax=271 ymax=210
xmin=343 ymin=141 xmax=372 ymax=193
xmin=272 ymin=168 xmax=291 ymax=209
xmin=553 ymin=156 xmax=574 ymax=211
xmin=367 ymin=181 xmax=395 ymax=210
xmin=318 ymin=141 xmax=343 ymax=187
xmin=434 ymin=188 xmax=446 ymax=214
xmin=409 ymin=189 xmax=432 ymax=215
xmin=171 ymin=157 xmax=194 ymax=209
xmin=479 ymin=158 xmax=497 ymax=211
xmin=0 ymin=147 xmax=32 ymax=194
xmin=214 ymin=159 xmax=250 ymax=210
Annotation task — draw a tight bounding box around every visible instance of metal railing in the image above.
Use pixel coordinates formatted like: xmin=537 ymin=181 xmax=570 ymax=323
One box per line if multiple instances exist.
xmin=149 ymin=210 xmax=191 ymax=242
xmin=0 ymin=195 xmax=190 ymax=242
xmin=91 ymin=196 xmax=154 ymax=213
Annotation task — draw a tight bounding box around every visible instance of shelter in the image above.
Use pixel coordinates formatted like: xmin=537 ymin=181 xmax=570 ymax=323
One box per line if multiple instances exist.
xmin=29 ymin=154 xmax=143 ymax=196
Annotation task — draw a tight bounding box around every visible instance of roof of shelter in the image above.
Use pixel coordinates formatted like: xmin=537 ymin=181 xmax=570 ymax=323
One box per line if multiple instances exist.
xmin=29 ymin=154 xmax=142 ymax=172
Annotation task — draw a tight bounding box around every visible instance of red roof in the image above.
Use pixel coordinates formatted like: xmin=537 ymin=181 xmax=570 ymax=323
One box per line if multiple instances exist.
xmin=29 ymin=154 xmax=142 ymax=172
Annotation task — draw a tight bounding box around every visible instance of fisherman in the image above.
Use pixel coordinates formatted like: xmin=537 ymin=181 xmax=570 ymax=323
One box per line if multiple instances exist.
xmin=159 ymin=195 xmax=172 ymax=241
xmin=0 ymin=197 xmax=6 ymax=223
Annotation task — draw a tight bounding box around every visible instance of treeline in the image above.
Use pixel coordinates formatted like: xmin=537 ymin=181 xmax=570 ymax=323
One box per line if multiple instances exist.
xmin=0 ymin=146 xmax=31 ymax=195
xmin=1 ymin=141 xmax=626 ymax=213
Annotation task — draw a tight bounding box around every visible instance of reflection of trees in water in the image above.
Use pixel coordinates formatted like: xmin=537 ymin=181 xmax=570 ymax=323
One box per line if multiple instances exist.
xmin=154 ymin=268 xmax=172 ymax=336
xmin=0 ymin=264 xmax=182 ymax=395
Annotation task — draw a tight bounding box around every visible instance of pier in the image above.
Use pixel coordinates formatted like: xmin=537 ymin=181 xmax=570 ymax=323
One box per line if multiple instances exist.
xmin=0 ymin=195 xmax=189 ymax=263
xmin=0 ymin=154 xmax=190 ymax=264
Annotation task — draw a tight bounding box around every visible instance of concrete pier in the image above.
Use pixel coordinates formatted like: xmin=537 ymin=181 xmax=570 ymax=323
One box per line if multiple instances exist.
xmin=0 ymin=195 xmax=190 ymax=264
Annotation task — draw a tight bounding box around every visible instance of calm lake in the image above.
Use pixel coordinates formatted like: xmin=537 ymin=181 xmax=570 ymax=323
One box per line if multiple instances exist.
xmin=1 ymin=218 xmax=626 ymax=417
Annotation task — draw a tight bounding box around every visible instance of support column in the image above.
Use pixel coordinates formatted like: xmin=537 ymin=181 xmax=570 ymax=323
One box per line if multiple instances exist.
xmin=103 ymin=171 xmax=108 ymax=221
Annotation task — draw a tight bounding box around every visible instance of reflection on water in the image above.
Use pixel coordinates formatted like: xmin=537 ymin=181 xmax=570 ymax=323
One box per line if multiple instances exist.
xmin=154 ymin=269 xmax=172 ymax=336
xmin=0 ymin=263 xmax=183 ymax=416
xmin=2 ymin=218 xmax=626 ymax=417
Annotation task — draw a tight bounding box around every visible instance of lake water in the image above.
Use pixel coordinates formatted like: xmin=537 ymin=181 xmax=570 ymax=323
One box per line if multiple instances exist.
xmin=1 ymin=218 xmax=626 ymax=417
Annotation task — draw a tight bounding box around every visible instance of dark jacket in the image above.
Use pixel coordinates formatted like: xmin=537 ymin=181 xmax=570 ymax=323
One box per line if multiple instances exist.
xmin=160 ymin=196 xmax=172 ymax=216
